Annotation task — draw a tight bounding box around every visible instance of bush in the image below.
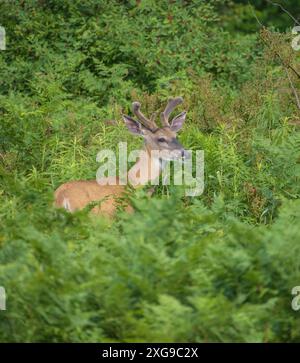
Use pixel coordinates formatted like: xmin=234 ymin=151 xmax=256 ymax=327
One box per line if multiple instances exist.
xmin=0 ymin=0 xmax=300 ymax=342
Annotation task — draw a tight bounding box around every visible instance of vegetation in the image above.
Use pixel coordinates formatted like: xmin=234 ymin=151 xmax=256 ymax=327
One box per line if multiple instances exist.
xmin=0 ymin=0 xmax=300 ymax=342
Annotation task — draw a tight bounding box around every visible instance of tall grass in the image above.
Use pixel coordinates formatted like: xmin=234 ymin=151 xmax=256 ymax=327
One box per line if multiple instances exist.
xmin=0 ymin=0 xmax=300 ymax=342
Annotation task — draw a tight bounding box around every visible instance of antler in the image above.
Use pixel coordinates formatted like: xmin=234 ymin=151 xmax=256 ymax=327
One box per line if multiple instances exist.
xmin=160 ymin=97 xmax=183 ymax=127
xmin=132 ymin=102 xmax=158 ymax=131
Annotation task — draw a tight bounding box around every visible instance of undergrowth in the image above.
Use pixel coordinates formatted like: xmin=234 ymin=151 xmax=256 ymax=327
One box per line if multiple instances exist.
xmin=0 ymin=0 xmax=300 ymax=342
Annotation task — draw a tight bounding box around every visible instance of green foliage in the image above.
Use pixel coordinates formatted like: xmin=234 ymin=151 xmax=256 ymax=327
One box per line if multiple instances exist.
xmin=1 ymin=188 xmax=300 ymax=342
xmin=223 ymin=1 xmax=300 ymax=33
xmin=0 ymin=0 xmax=300 ymax=342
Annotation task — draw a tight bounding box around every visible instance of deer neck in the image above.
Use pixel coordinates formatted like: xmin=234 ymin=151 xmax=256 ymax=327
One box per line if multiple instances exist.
xmin=127 ymin=144 xmax=164 ymax=188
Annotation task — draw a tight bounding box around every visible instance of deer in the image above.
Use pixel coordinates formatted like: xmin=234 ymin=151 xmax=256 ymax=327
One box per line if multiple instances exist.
xmin=54 ymin=97 xmax=189 ymax=217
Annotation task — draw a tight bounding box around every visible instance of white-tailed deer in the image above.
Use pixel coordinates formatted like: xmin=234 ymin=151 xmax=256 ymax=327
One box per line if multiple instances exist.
xmin=54 ymin=97 xmax=189 ymax=217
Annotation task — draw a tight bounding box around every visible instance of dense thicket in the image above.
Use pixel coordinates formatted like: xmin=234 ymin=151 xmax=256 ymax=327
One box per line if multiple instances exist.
xmin=0 ymin=0 xmax=300 ymax=342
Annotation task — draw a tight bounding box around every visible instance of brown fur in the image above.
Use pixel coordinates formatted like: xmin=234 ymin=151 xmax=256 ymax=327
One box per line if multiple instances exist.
xmin=54 ymin=179 xmax=132 ymax=217
xmin=54 ymin=98 xmax=187 ymax=218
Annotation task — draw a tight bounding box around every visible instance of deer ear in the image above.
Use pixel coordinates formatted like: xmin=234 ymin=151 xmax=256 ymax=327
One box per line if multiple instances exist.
xmin=170 ymin=111 xmax=186 ymax=132
xmin=122 ymin=115 xmax=143 ymax=135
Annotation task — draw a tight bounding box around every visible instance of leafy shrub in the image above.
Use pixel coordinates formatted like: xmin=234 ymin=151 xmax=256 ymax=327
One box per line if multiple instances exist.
xmin=0 ymin=0 xmax=300 ymax=342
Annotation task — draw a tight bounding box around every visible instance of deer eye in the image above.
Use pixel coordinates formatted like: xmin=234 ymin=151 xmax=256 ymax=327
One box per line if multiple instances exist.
xmin=158 ymin=137 xmax=166 ymax=143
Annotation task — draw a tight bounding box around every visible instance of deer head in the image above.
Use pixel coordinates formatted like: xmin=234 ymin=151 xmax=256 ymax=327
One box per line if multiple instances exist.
xmin=122 ymin=97 xmax=189 ymax=161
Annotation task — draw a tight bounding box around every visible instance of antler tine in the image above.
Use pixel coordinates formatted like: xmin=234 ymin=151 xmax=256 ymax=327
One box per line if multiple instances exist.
xmin=132 ymin=102 xmax=158 ymax=130
xmin=160 ymin=97 xmax=183 ymax=127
